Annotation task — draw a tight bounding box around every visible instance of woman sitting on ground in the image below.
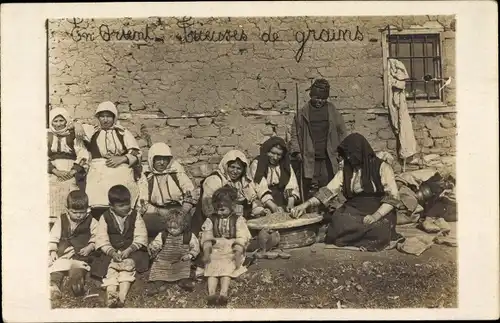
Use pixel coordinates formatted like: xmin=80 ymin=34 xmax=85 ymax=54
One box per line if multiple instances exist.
xmin=191 ymin=150 xmax=275 ymax=237
xmin=47 ymin=107 xmax=89 ymax=227
xmin=290 ymin=133 xmax=402 ymax=251
xmin=249 ymin=136 xmax=300 ymax=212
xmin=138 ymin=142 xmax=198 ymax=241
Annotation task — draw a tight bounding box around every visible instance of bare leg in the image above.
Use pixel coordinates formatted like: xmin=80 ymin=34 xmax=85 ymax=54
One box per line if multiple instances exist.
xmin=106 ymin=285 xmax=119 ymax=308
xmin=207 ymin=277 xmax=218 ymax=296
xmin=118 ymin=282 xmax=132 ymax=304
xmin=219 ymin=277 xmax=231 ymax=297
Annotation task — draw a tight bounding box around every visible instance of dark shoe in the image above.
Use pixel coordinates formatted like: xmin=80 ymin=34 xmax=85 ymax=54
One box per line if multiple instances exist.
xmin=146 ymin=281 xmax=162 ymax=296
xmin=217 ymin=295 xmax=229 ymax=306
xmin=69 ymin=268 xmax=86 ymax=297
xmin=178 ymin=279 xmax=195 ymax=292
xmin=207 ymin=295 xmax=218 ymax=306
xmin=117 ymin=300 xmax=125 ymax=308
xmin=158 ymin=282 xmax=169 ymax=293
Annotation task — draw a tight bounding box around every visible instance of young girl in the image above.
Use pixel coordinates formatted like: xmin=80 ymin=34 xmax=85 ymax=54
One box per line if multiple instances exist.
xmin=73 ymin=101 xmax=142 ymax=219
xmin=147 ymin=208 xmax=200 ymax=295
xmin=49 ymin=190 xmax=98 ymax=300
xmin=92 ymin=185 xmax=149 ymax=308
xmin=48 ymin=108 xmax=89 ymax=226
xmin=201 ymin=186 xmax=252 ymax=307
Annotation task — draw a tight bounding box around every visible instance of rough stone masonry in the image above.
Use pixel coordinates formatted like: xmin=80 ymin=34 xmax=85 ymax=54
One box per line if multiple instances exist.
xmin=48 ymin=16 xmax=456 ymax=184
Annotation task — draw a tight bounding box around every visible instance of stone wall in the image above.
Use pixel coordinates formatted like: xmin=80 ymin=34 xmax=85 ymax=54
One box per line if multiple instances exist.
xmin=48 ymin=15 xmax=456 ymax=183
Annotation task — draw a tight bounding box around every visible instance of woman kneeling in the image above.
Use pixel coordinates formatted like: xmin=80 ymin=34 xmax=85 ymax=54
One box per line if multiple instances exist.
xmin=291 ymin=133 xmax=402 ymax=251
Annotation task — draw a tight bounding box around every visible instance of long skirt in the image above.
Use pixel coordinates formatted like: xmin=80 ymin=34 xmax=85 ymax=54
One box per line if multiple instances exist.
xmin=86 ymin=159 xmax=139 ymax=208
xmin=49 ymin=159 xmax=79 ymax=225
xmin=324 ymin=193 xmax=400 ymax=251
xmin=149 ymin=235 xmax=191 ymax=282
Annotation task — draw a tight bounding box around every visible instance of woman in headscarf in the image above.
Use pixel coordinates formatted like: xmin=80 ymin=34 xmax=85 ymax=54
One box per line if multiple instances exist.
xmin=191 ymin=150 xmax=274 ymax=237
xmin=73 ymin=101 xmax=142 ymax=219
xmin=249 ymin=136 xmax=300 ymax=212
xmin=137 ymin=142 xmax=198 ymax=240
xmin=290 ymin=133 xmax=402 ymax=251
xmin=48 ymin=107 xmax=90 ymax=226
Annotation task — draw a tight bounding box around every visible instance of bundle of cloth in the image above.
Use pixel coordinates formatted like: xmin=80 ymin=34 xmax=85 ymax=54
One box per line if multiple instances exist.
xmin=395 ymin=168 xmax=456 ymax=225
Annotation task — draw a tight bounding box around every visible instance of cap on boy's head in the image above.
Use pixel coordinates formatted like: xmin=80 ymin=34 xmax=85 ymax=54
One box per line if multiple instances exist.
xmin=309 ymin=78 xmax=330 ymax=99
xmin=212 ymin=186 xmax=238 ymax=208
xmin=108 ymin=185 xmax=131 ymax=205
xmin=67 ymin=190 xmax=89 ymax=210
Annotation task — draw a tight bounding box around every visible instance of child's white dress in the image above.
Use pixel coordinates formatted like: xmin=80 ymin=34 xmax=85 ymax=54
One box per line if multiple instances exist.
xmin=201 ymin=215 xmax=251 ymax=278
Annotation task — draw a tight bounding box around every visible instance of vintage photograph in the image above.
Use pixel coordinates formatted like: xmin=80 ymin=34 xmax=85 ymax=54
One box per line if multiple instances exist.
xmin=45 ymin=15 xmax=458 ymax=309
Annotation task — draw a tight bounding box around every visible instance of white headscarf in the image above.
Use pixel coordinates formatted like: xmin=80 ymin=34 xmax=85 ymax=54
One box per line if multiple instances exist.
xmin=94 ymin=101 xmax=125 ymax=132
xmin=217 ymin=150 xmax=253 ymax=186
xmin=48 ymin=107 xmax=73 ymax=153
xmin=147 ymin=142 xmax=174 ymax=175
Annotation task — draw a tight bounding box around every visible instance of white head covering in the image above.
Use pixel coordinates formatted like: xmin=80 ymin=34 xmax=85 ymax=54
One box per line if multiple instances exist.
xmin=217 ymin=150 xmax=252 ymax=184
xmin=49 ymin=107 xmax=72 ymax=136
xmin=148 ymin=142 xmax=174 ymax=174
xmin=48 ymin=107 xmax=73 ymax=153
xmin=94 ymin=101 xmax=125 ymax=131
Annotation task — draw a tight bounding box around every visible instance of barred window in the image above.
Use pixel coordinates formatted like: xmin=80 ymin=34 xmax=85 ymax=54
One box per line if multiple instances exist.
xmin=388 ymin=34 xmax=443 ymax=103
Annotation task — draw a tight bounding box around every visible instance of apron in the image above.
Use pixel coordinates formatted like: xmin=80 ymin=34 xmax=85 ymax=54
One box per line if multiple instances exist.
xmin=86 ymin=159 xmax=139 ymax=207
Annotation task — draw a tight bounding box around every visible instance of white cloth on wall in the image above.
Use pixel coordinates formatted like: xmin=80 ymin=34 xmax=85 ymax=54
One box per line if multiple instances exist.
xmin=387 ymin=58 xmax=419 ymax=159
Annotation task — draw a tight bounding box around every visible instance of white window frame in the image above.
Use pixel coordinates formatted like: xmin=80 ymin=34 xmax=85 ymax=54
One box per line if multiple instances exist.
xmin=377 ymin=24 xmax=456 ymax=114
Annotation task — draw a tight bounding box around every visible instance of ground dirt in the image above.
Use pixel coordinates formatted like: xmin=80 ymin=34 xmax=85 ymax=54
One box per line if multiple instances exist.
xmin=51 ymin=224 xmax=457 ymax=309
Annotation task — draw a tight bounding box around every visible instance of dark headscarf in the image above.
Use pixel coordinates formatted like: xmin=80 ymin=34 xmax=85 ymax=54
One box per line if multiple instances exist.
xmin=337 ymin=133 xmax=384 ymax=198
xmin=253 ymin=136 xmax=291 ymax=190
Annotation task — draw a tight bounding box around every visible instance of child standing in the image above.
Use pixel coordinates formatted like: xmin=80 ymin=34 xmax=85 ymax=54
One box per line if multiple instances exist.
xmin=49 ymin=190 xmax=97 ymax=300
xmin=201 ymin=186 xmax=252 ymax=306
xmin=92 ymin=185 xmax=149 ymax=308
xmin=147 ymin=208 xmax=200 ymax=295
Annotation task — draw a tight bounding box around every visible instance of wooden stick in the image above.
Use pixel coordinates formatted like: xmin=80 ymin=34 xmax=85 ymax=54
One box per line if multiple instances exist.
xmin=295 ymin=83 xmax=305 ymax=203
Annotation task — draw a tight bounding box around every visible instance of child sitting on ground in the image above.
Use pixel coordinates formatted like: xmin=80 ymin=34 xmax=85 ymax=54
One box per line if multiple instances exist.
xmin=147 ymin=208 xmax=200 ymax=295
xmin=201 ymin=186 xmax=252 ymax=307
xmin=49 ymin=190 xmax=98 ymax=300
xmin=91 ymin=185 xmax=149 ymax=308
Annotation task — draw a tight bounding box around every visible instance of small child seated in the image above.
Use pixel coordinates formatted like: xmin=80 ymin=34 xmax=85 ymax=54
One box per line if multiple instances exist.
xmin=49 ymin=190 xmax=98 ymax=300
xmin=201 ymin=186 xmax=252 ymax=307
xmin=146 ymin=208 xmax=200 ymax=295
xmin=91 ymin=185 xmax=149 ymax=308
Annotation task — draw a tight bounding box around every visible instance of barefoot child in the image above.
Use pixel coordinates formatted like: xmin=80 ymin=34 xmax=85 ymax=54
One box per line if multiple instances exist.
xmin=147 ymin=208 xmax=200 ymax=295
xmin=201 ymin=186 xmax=252 ymax=306
xmin=92 ymin=185 xmax=149 ymax=308
xmin=49 ymin=190 xmax=97 ymax=300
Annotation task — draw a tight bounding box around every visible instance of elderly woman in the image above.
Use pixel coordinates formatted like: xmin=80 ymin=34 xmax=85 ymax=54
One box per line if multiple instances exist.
xmin=48 ymin=107 xmax=90 ymax=226
xmin=191 ymin=150 xmax=275 ymax=237
xmin=73 ymin=101 xmax=142 ymax=219
xmin=290 ymin=133 xmax=402 ymax=251
xmin=137 ymin=142 xmax=198 ymax=240
xmin=249 ymin=136 xmax=300 ymax=212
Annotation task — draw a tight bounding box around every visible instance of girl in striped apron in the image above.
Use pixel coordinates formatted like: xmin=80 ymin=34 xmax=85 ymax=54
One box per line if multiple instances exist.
xmin=146 ymin=208 xmax=200 ymax=295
